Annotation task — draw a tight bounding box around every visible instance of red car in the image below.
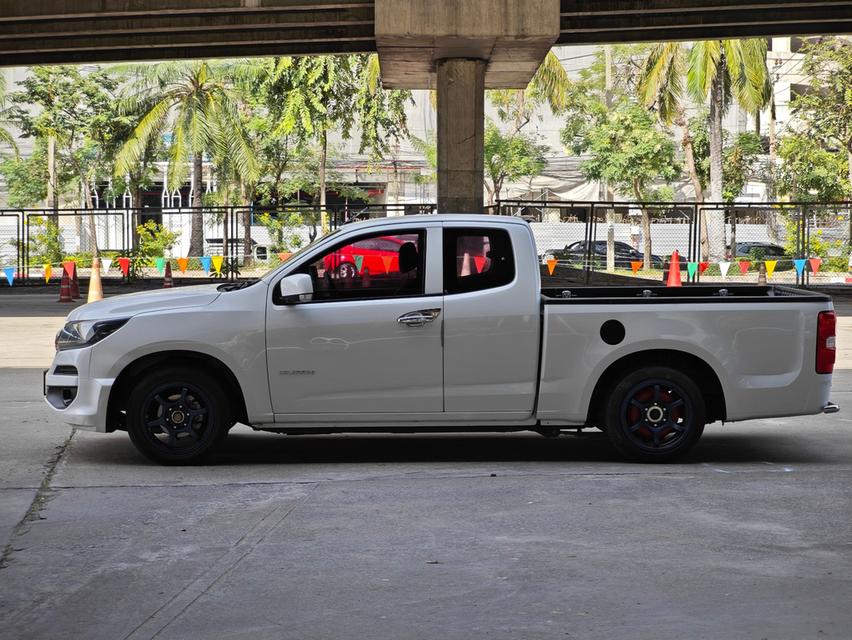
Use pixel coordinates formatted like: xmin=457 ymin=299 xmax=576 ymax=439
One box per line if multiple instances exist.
xmin=322 ymin=234 xmax=415 ymax=278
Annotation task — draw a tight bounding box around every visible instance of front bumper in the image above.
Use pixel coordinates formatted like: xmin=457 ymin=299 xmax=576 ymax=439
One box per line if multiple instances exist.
xmin=44 ymin=347 xmax=114 ymax=432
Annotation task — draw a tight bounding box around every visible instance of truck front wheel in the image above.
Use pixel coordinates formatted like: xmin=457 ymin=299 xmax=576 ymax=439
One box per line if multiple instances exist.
xmin=604 ymin=366 xmax=705 ymax=462
xmin=126 ymin=367 xmax=231 ymax=465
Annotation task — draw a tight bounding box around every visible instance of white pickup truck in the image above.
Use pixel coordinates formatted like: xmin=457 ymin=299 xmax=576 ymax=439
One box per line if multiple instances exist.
xmin=45 ymin=214 xmax=838 ymax=464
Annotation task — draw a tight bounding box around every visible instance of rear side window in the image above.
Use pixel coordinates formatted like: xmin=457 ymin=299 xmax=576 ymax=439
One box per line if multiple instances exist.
xmin=443 ymin=228 xmax=515 ymax=294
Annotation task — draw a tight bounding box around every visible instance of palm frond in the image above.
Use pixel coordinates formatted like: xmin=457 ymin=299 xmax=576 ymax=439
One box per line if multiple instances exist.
xmin=638 ymin=42 xmax=687 ymax=124
xmin=687 ymin=40 xmax=722 ymax=103
xmin=530 ymin=50 xmax=571 ymax=113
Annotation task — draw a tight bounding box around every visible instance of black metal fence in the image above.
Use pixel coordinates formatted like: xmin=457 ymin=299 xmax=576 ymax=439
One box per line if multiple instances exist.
xmin=0 ymin=200 xmax=850 ymax=286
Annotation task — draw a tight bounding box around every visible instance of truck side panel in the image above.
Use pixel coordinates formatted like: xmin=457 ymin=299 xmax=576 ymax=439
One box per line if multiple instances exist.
xmin=537 ymin=301 xmax=833 ymax=424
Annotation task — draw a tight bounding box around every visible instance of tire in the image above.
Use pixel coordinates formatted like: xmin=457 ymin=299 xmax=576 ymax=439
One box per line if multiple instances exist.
xmin=336 ymin=262 xmax=358 ymax=280
xmin=126 ymin=367 xmax=232 ymax=465
xmin=604 ymin=365 xmax=705 ymax=463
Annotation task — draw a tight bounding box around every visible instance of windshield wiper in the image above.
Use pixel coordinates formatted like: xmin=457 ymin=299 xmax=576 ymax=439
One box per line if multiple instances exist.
xmin=217 ymin=279 xmax=259 ymax=292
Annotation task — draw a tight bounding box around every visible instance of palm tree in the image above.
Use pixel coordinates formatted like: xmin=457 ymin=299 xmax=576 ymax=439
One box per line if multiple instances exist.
xmin=0 ymin=74 xmax=19 ymax=157
xmin=114 ymin=61 xmax=257 ymax=257
xmin=639 ymin=39 xmax=769 ymax=260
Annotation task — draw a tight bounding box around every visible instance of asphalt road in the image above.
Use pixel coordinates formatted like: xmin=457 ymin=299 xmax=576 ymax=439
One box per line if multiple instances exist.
xmin=0 ymin=294 xmax=851 ymax=639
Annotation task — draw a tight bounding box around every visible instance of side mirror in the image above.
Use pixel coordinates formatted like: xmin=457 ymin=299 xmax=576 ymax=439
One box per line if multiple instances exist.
xmin=276 ymin=273 xmax=313 ymax=305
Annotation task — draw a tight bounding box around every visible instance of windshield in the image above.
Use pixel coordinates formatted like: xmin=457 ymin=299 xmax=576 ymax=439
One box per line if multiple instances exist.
xmin=258 ymin=227 xmax=345 ymax=279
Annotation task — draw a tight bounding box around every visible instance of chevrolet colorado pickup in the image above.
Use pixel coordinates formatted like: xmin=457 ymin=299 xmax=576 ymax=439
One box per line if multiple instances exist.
xmin=45 ymin=214 xmax=838 ymax=464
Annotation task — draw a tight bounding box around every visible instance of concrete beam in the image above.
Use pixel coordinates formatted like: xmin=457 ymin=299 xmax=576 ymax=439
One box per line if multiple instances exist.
xmin=375 ymin=0 xmax=560 ymax=89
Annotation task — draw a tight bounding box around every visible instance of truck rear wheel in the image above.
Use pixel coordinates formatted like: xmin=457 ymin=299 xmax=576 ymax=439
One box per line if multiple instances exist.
xmin=126 ymin=367 xmax=231 ymax=465
xmin=604 ymin=366 xmax=705 ymax=462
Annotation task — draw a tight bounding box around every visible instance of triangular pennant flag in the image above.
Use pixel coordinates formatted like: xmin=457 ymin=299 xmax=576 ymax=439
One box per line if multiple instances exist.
xmin=3 ymin=266 xmax=14 ymax=286
xmin=211 ymin=255 xmax=223 ymax=274
xmin=698 ymin=262 xmax=710 ymax=274
xmin=809 ymin=257 xmax=822 ymax=274
xmin=155 ymin=257 xmax=165 ymax=273
xmin=43 ymin=264 xmax=52 ymax=283
xmin=546 ymin=258 xmax=558 ymax=275
xmin=381 ymin=255 xmax=393 ymax=274
xmin=473 ymin=255 xmax=487 ymax=274
xmin=63 ymin=261 xmax=75 ymax=278
xmin=719 ymin=261 xmax=731 ymax=278
xmin=793 ymin=259 xmax=806 ymax=275
xmin=117 ymin=257 xmax=130 ymax=276
xmin=630 ymin=261 xmax=642 ymax=274
xmin=764 ymin=260 xmax=777 ymax=278
xmin=177 ymin=257 xmax=189 ymax=273
xmin=687 ymin=262 xmax=698 ymax=278
xmin=100 ymin=257 xmax=112 ymax=273
xmin=354 ymin=254 xmax=364 ymax=273
xmin=278 ymin=252 xmax=292 ymax=262
xmin=201 ymin=256 xmax=211 ymax=274
xmin=738 ymin=260 xmax=751 ymax=275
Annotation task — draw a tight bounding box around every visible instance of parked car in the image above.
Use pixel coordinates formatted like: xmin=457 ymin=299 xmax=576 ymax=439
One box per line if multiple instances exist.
xmin=46 ymin=214 xmax=837 ymax=465
xmin=322 ymin=234 xmax=409 ymax=278
xmin=729 ymin=242 xmax=794 ymax=270
xmin=554 ymin=240 xmax=684 ymax=269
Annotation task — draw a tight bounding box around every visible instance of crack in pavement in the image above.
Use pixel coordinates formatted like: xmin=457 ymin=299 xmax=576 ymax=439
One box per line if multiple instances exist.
xmin=0 ymin=428 xmax=76 ymax=570
xmin=122 ymin=483 xmax=319 ymax=640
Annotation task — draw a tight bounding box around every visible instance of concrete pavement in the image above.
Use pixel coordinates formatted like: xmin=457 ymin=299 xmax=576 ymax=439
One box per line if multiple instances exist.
xmin=0 ymin=293 xmax=850 ymax=639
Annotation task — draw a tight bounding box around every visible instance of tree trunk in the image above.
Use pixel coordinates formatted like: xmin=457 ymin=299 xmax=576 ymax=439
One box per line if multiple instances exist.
xmin=319 ymin=130 xmax=328 ymax=233
xmin=676 ymin=107 xmax=708 ymax=261
xmin=604 ymin=45 xmax=615 ymax=272
xmin=768 ymin=95 xmax=777 ymax=201
xmin=634 ymin=180 xmax=652 ymax=271
xmin=47 ymin=134 xmax=57 ymax=219
xmin=707 ymin=57 xmax=726 ymax=261
xmin=189 ymin=151 xmax=204 ymax=257
xmin=241 ymin=180 xmax=252 ymax=265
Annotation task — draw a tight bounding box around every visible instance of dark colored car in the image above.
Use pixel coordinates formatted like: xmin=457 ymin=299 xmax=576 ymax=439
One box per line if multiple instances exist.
xmin=553 ymin=241 xmax=686 ymax=270
xmin=729 ymin=242 xmax=794 ymax=271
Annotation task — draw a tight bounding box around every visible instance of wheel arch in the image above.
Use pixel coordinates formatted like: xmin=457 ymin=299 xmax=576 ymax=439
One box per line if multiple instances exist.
xmin=106 ymin=350 xmax=249 ymax=431
xmin=586 ymin=349 xmax=726 ymax=426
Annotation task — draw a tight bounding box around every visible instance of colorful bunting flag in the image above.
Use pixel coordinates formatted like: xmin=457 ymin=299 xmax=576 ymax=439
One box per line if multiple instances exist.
xmin=177 ymin=257 xmax=189 ymax=273
xmin=3 ymin=266 xmax=14 ymax=286
xmin=63 ymin=261 xmax=75 ymax=278
xmin=738 ymin=260 xmax=751 ymax=275
xmin=546 ymin=258 xmax=558 ymax=275
xmin=155 ymin=257 xmax=165 ymax=273
xmin=43 ymin=264 xmax=52 ymax=283
xmin=809 ymin=257 xmax=822 ymax=274
xmin=117 ymin=257 xmax=131 ymax=277
xmin=381 ymin=255 xmax=393 ymax=274
xmin=718 ymin=261 xmax=731 ymax=278
xmin=793 ymin=259 xmax=806 ymax=276
xmin=278 ymin=252 xmax=292 ymax=262
xmin=100 ymin=258 xmax=112 ymax=273
xmin=354 ymin=255 xmax=364 ymax=273
xmin=765 ymin=260 xmax=777 ymax=278
xmin=201 ymin=256 xmax=211 ymax=274
xmin=698 ymin=262 xmax=710 ymax=274
xmin=687 ymin=262 xmax=698 ymax=278
xmin=211 ymin=255 xmax=223 ymax=274
xmin=473 ymin=255 xmax=487 ymax=274
xmin=630 ymin=261 xmax=642 ymax=274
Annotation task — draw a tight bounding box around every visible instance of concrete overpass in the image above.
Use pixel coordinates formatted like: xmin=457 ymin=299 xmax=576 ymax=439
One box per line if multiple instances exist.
xmin=2 ymin=0 xmax=851 ymax=212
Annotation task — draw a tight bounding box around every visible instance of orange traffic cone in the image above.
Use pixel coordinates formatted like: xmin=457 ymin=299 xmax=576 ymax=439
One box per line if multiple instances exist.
xmin=666 ymin=250 xmax=682 ymax=287
xmin=58 ymin=270 xmax=73 ymax=303
xmin=70 ymin=262 xmax=81 ymax=299
xmin=87 ymin=257 xmax=103 ymax=303
xmin=163 ymin=261 xmax=173 ymax=288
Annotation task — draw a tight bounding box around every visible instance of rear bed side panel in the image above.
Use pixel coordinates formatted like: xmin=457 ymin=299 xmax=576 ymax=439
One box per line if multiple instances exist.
xmin=537 ymin=301 xmax=833 ymax=424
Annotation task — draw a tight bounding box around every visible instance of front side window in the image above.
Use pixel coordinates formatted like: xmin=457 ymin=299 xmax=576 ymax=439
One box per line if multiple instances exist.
xmin=443 ymin=228 xmax=515 ymax=294
xmin=295 ymin=230 xmax=425 ymax=302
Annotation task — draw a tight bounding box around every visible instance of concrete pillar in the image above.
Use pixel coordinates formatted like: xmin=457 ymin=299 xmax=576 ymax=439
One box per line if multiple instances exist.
xmin=437 ymin=58 xmax=486 ymax=213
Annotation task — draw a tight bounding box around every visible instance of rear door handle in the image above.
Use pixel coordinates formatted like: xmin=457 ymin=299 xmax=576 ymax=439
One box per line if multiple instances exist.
xmin=397 ymin=308 xmax=441 ymax=327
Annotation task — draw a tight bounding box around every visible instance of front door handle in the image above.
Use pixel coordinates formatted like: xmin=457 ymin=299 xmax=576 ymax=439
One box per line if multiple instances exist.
xmin=397 ymin=308 xmax=441 ymax=327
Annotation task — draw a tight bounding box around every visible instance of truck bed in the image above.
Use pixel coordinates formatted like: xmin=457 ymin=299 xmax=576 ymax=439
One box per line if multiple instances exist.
xmin=541 ymin=284 xmax=831 ymax=304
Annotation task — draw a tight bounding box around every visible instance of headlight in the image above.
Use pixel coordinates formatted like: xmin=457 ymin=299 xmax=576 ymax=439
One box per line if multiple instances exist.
xmin=55 ymin=318 xmax=129 ymax=351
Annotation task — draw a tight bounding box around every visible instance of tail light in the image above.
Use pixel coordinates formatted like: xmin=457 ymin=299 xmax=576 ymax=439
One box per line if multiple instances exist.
xmin=816 ymin=311 xmax=836 ymax=374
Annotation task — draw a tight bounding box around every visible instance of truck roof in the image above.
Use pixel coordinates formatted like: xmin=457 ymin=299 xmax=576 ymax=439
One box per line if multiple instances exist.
xmin=343 ymin=213 xmax=529 ymax=229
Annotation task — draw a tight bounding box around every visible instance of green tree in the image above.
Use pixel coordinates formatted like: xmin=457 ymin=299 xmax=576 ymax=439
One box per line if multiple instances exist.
xmin=0 ymin=74 xmax=18 ymax=157
xmin=792 ymin=37 xmax=852 ymax=199
xmin=114 ymin=60 xmax=257 ymax=256
xmin=483 ymin=120 xmax=546 ymax=204
xmin=638 ymin=39 xmax=770 ymax=259
xmin=567 ymin=102 xmax=680 ymax=269
xmin=776 ymin=134 xmax=850 ymax=202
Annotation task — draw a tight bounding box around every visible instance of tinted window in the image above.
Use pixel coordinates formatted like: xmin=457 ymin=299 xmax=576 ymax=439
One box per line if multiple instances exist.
xmin=294 ymin=231 xmax=424 ymax=302
xmin=443 ymin=228 xmax=515 ymax=294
